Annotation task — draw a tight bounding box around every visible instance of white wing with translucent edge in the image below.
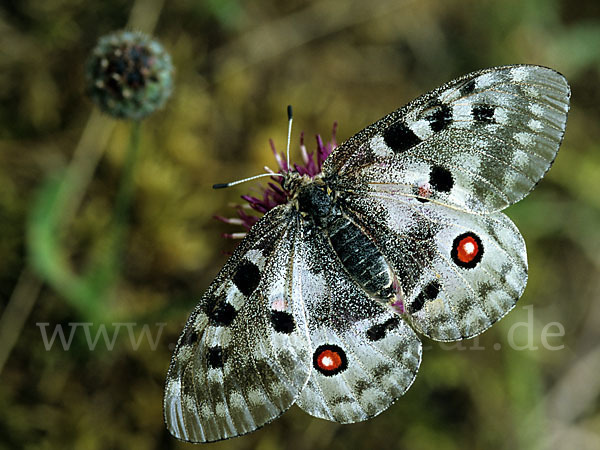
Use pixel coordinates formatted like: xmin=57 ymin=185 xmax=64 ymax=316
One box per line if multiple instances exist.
xmin=164 ymin=207 xmax=312 ymax=443
xmin=325 ymin=65 xmax=570 ymax=214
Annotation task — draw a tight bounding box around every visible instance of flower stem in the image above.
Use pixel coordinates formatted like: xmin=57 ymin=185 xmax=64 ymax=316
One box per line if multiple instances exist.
xmin=111 ymin=120 xmax=142 ymax=264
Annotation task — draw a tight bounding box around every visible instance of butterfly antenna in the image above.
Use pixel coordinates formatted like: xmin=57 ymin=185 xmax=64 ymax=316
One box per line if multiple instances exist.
xmin=213 ymin=172 xmax=283 ymax=189
xmin=286 ymin=105 xmax=293 ymax=172
xmin=213 ymin=106 xmax=293 ymax=189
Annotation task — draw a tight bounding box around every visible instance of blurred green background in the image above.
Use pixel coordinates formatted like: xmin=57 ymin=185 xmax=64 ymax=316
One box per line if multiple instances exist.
xmin=1 ymin=0 xmax=600 ymax=448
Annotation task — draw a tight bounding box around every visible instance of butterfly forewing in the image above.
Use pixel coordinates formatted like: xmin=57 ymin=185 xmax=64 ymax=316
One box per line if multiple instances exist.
xmin=164 ymin=207 xmax=312 ymax=443
xmin=324 ymin=65 xmax=570 ymax=214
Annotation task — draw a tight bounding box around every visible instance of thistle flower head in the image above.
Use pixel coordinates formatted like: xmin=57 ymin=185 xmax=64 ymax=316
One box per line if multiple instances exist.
xmin=216 ymin=123 xmax=338 ymax=239
xmin=85 ymin=30 xmax=173 ymax=120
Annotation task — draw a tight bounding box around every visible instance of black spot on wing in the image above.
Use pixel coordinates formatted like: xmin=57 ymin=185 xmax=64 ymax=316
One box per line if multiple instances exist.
xmin=270 ymin=310 xmax=295 ymax=334
xmin=426 ymin=104 xmax=452 ymax=132
xmin=472 ymin=104 xmax=495 ymax=124
xmin=383 ymin=121 xmax=422 ymax=153
xmin=207 ymin=346 xmax=224 ymax=369
xmin=233 ymin=260 xmax=261 ymax=296
xmin=366 ymin=317 xmax=401 ymax=341
xmin=411 ymin=295 xmax=426 ymax=313
xmin=208 ymin=302 xmax=237 ymax=326
xmin=423 ymin=280 xmax=441 ymax=299
xmin=411 ymin=280 xmax=441 ymax=313
xmin=429 ymin=166 xmax=454 ymax=193
xmin=181 ymin=327 xmax=199 ymax=346
xmin=461 ymin=79 xmax=476 ymax=96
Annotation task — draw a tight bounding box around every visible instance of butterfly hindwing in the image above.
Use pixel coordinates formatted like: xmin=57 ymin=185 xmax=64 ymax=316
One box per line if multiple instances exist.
xmin=164 ymin=207 xmax=312 ymax=443
xmin=325 ymin=65 xmax=570 ymax=214
xmin=341 ymin=192 xmax=527 ymax=340
xmin=294 ymin=220 xmax=422 ymax=422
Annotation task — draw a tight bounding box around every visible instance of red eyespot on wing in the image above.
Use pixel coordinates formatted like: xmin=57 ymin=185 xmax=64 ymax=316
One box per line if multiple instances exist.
xmin=457 ymin=236 xmax=478 ymax=262
xmin=317 ymin=350 xmax=341 ymax=371
xmin=451 ymin=232 xmax=483 ymax=268
xmin=313 ymin=345 xmax=348 ymax=376
xmin=417 ymin=181 xmax=432 ymax=198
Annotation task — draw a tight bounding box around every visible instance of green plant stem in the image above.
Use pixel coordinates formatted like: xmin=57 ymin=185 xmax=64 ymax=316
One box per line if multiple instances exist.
xmin=111 ymin=120 xmax=142 ymax=268
xmin=27 ymin=113 xmax=143 ymax=322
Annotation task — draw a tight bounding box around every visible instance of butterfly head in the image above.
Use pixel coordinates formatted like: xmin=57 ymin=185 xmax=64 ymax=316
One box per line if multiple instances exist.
xmin=280 ymin=169 xmax=304 ymax=193
xmin=214 ymin=110 xmax=338 ymax=238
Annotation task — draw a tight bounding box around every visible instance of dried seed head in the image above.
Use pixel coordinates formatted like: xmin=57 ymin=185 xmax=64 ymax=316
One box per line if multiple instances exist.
xmin=85 ymin=30 xmax=174 ymax=120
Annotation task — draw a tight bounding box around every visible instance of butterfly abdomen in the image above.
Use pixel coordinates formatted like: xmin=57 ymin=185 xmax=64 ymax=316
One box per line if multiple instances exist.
xmin=326 ymin=215 xmax=395 ymax=301
xmin=293 ymin=176 xmax=395 ymax=301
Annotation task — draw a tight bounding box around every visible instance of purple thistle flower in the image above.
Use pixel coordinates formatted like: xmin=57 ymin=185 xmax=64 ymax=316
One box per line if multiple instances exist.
xmin=215 ymin=123 xmax=338 ymax=240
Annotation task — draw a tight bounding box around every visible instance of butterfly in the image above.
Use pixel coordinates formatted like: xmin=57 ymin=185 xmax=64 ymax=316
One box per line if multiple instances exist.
xmin=164 ymin=65 xmax=570 ymax=443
